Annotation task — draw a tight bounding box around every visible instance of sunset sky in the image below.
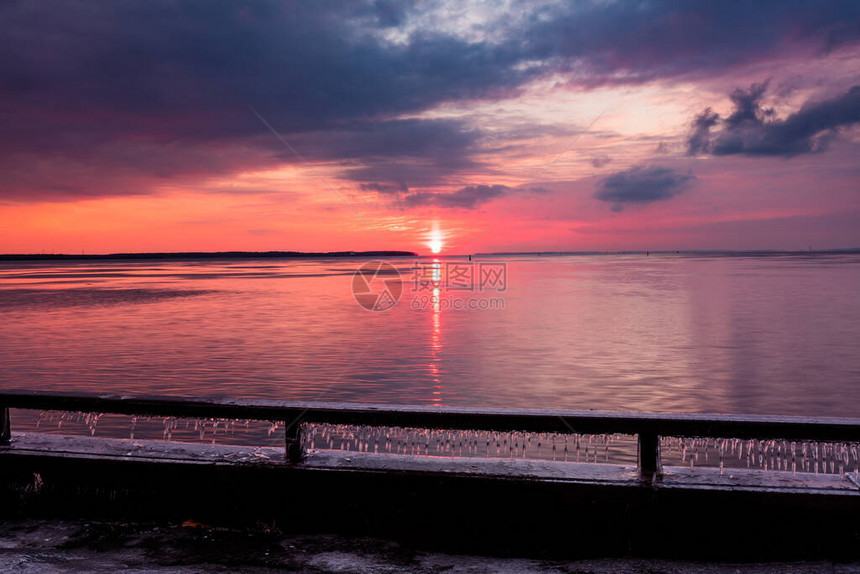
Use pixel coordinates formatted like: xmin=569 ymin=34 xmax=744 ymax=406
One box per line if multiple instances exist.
xmin=1 ymin=0 xmax=858 ymax=254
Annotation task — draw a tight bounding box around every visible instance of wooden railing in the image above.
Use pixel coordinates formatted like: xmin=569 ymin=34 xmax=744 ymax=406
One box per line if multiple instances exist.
xmin=2 ymin=390 xmax=860 ymax=481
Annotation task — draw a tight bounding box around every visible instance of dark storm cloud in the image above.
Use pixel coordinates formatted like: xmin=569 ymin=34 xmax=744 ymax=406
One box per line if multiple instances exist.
xmin=402 ymin=184 xmax=547 ymax=209
xmin=687 ymin=109 xmax=721 ymax=155
xmin=335 ymin=121 xmax=486 ymax=189
xmin=525 ymin=0 xmax=860 ymax=86
xmin=297 ymin=118 xmax=483 ymax=189
xmin=404 ymin=185 xmax=511 ymax=209
xmin=0 ymin=1 xmax=529 ymax=201
xmin=595 ymin=166 xmax=695 ymax=209
xmin=0 ymin=2 xmax=530 ymax=135
xmin=360 ymin=182 xmax=407 ymax=194
xmin=686 ymin=84 xmax=860 ymax=157
xmin=1 ymin=0 xmax=858 ymax=201
xmin=372 ymin=0 xmax=409 ymax=27
xmin=724 ymin=83 xmax=773 ymax=128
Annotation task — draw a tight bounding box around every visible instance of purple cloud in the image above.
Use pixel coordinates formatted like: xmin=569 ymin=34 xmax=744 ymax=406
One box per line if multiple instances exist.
xmin=595 ymin=165 xmax=696 ymax=210
xmin=687 ymin=83 xmax=860 ymax=157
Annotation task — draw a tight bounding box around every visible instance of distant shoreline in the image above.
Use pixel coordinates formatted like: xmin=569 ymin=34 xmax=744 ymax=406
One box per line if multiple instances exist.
xmin=475 ymin=249 xmax=860 ymax=257
xmin=0 ymin=251 xmax=418 ymax=262
xmin=1 ymin=249 xmax=858 ymax=262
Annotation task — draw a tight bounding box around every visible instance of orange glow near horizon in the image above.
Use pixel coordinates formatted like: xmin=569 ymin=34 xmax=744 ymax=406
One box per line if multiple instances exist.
xmin=2 ymin=88 xmax=860 ymax=255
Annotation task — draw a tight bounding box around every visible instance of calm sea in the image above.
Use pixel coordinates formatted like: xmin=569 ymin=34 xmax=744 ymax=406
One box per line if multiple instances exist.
xmin=1 ymin=253 xmax=858 ymax=418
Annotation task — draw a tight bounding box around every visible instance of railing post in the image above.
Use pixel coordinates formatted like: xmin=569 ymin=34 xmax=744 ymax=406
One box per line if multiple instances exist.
xmin=0 ymin=406 xmax=10 ymax=446
xmin=285 ymin=418 xmax=304 ymax=463
xmin=638 ymin=431 xmax=660 ymax=482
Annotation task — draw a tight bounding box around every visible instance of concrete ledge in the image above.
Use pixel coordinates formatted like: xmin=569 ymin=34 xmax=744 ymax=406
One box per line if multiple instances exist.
xmin=2 ymin=432 xmax=859 ymax=561
xmin=4 ymin=432 xmax=857 ymax=493
xmin=3 ymin=432 xmax=286 ymax=466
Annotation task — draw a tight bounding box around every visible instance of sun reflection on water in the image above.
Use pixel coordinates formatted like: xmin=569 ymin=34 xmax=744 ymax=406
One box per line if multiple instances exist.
xmin=429 ymin=258 xmax=443 ymax=405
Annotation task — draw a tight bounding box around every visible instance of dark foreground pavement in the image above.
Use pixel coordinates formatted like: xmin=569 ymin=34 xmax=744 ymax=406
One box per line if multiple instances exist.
xmin=1 ymin=519 xmax=859 ymax=574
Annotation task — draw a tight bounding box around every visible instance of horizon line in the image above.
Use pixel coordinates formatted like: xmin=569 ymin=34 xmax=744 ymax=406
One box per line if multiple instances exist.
xmin=2 ymin=247 xmax=860 ymax=262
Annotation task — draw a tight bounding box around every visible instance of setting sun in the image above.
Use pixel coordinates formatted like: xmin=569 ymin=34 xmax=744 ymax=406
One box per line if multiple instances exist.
xmin=1 ymin=1 xmax=858 ymax=564
xmin=427 ymin=225 xmax=444 ymax=254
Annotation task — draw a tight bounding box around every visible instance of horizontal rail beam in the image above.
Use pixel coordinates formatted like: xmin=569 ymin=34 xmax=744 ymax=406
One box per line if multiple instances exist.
xmin=1 ymin=390 xmax=859 ymax=443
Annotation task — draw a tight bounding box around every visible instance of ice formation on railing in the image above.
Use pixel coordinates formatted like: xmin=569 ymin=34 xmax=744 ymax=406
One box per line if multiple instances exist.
xmin=22 ymin=411 xmax=860 ymax=479
xmin=34 ymin=411 xmax=258 ymax=444
xmin=660 ymin=436 xmax=860 ymax=476
xmin=298 ymin=422 xmax=637 ymax=463
xmin=36 ymin=410 xmax=103 ymax=436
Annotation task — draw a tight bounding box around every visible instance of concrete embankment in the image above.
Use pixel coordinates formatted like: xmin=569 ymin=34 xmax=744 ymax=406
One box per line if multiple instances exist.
xmin=2 ymin=433 xmax=859 ymax=562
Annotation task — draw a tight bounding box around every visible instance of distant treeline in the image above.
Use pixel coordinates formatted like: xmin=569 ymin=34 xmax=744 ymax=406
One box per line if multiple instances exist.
xmin=0 ymin=251 xmax=417 ymax=261
xmin=475 ymin=249 xmax=860 ymax=257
